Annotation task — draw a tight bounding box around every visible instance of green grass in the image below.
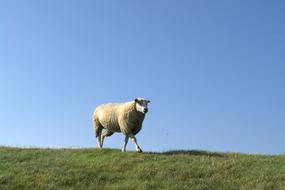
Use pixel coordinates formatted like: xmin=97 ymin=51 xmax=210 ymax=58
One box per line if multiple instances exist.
xmin=1 ymin=147 xmax=285 ymax=190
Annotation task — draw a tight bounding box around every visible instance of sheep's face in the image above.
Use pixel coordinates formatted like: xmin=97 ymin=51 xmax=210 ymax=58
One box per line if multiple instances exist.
xmin=135 ymin=98 xmax=151 ymax=114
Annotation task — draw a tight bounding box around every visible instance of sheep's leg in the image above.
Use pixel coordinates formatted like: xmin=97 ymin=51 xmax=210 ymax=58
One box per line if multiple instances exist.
xmin=129 ymin=134 xmax=142 ymax=152
xmin=97 ymin=134 xmax=102 ymax=148
xmin=96 ymin=129 xmax=103 ymax=148
xmin=101 ymin=130 xmax=114 ymax=148
xmin=122 ymin=135 xmax=129 ymax=152
xmin=100 ymin=133 xmax=105 ymax=148
xmin=93 ymin=117 xmax=103 ymax=148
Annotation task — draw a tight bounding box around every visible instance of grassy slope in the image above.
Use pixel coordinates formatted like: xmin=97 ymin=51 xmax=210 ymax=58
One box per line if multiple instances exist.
xmin=1 ymin=147 xmax=285 ymax=190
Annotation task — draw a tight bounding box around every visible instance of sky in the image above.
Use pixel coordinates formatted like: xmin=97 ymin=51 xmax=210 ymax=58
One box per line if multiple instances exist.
xmin=0 ymin=0 xmax=284 ymax=154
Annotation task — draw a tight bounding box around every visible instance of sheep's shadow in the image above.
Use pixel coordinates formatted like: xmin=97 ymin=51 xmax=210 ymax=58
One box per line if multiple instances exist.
xmin=147 ymin=150 xmax=226 ymax=158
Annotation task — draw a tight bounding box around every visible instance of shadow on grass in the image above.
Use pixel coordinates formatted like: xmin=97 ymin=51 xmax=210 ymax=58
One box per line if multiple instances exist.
xmin=146 ymin=150 xmax=227 ymax=158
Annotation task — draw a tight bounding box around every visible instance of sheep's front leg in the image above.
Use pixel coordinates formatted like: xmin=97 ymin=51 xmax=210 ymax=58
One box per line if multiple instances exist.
xmin=129 ymin=134 xmax=142 ymax=152
xmin=122 ymin=135 xmax=129 ymax=152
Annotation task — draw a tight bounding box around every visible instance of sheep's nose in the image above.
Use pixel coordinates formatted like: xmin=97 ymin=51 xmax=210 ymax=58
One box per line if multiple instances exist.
xmin=144 ymin=108 xmax=148 ymax=113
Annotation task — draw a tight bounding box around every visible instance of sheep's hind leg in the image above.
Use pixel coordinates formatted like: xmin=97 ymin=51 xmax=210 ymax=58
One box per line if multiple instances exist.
xmin=93 ymin=119 xmax=103 ymax=148
xmin=97 ymin=134 xmax=102 ymax=148
xmin=101 ymin=130 xmax=114 ymax=148
xmin=129 ymin=134 xmax=142 ymax=153
xmin=122 ymin=135 xmax=129 ymax=152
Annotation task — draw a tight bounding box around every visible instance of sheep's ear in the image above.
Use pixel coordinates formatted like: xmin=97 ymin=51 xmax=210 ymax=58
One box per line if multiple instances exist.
xmin=147 ymin=100 xmax=151 ymax=103
xmin=134 ymin=98 xmax=139 ymax=103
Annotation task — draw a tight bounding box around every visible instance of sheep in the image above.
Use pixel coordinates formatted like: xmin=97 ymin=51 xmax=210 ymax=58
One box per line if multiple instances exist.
xmin=92 ymin=98 xmax=150 ymax=152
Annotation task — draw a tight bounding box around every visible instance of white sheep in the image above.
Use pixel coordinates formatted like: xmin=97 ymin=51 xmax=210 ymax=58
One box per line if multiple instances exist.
xmin=92 ymin=98 xmax=150 ymax=152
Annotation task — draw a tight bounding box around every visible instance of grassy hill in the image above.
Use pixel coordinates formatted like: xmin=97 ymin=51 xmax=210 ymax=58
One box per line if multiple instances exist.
xmin=1 ymin=147 xmax=285 ymax=190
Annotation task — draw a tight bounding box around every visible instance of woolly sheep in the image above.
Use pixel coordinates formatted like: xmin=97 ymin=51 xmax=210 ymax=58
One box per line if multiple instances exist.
xmin=92 ymin=98 xmax=150 ymax=152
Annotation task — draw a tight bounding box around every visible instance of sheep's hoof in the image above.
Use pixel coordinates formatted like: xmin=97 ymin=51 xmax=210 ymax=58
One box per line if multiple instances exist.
xmin=137 ymin=149 xmax=143 ymax=153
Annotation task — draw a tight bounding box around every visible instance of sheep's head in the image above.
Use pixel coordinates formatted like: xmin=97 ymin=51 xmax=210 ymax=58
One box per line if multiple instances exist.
xmin=134 ymin=98 xmax=151 ymax=114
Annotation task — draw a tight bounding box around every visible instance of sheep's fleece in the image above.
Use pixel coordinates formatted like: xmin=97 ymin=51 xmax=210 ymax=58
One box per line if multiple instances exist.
xmin=92 ymin=98 xmax=150 ymax=152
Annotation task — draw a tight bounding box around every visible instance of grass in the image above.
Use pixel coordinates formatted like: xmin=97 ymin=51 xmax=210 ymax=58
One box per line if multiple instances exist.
xmin=1 ymin=147 xmax=285 ymax=189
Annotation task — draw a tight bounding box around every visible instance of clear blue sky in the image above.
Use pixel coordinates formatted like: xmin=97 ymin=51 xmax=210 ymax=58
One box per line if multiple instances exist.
xmin=1 ymin=1 xmax=284 ymax=154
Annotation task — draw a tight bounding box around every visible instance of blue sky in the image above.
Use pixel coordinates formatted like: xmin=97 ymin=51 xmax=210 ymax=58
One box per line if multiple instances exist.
xmin=0 ymin=1 xmax=284 ymax=154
